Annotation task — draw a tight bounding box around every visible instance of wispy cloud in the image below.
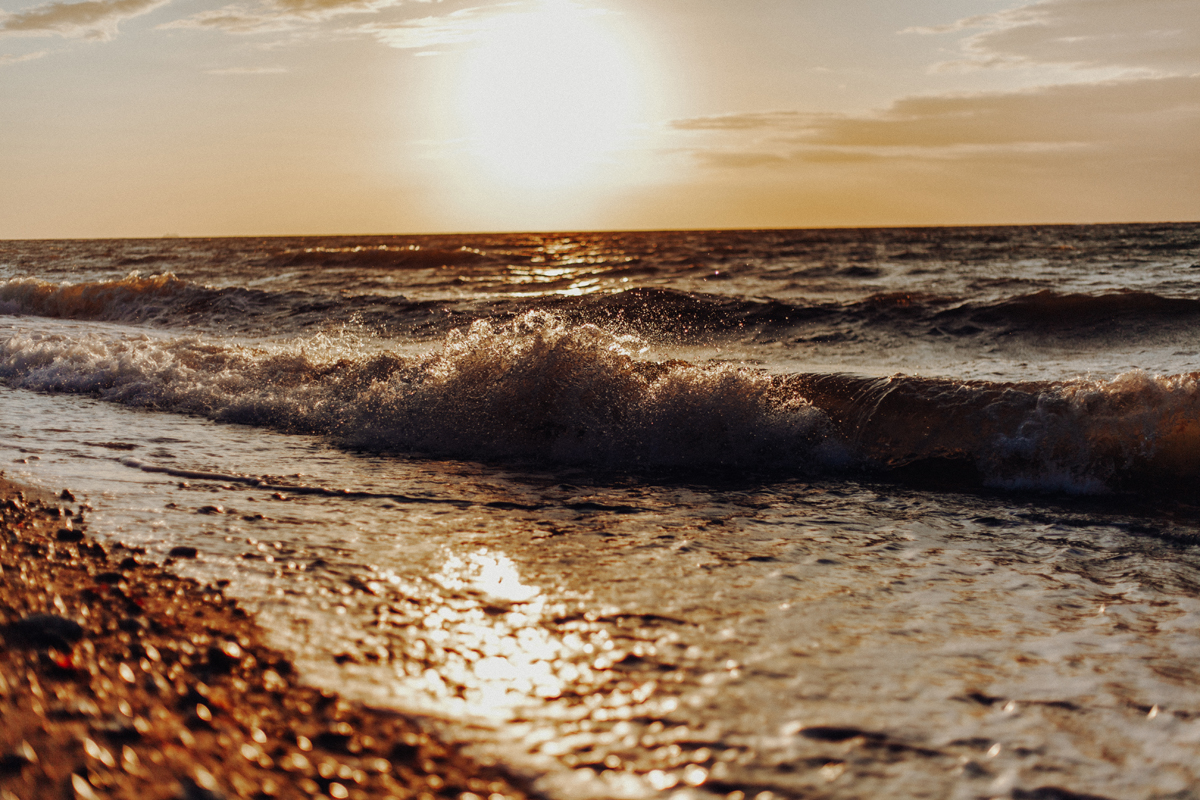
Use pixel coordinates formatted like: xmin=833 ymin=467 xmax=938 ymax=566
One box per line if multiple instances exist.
xmin=671 ymin=75 xmax=1200 ymax=168
xmin=916 ymin=0 xmax=1200 ymax=74
xmin=670 ymin=111 xmax=805 ymax=132
xmin=677 ymin=0 xmax=1200 ymax=178
xmin=161 ymin=0 xmax=437 ymax=35
xmin=359 ymin=6 xmax=500 ymax=50
xmin=159 ymin=5 xmax=295 ymax=34
xmin=0 ymin=0 xmax=172 ymax=40
xmin=164 ymin=0 xmax=529 ymax=55
xmin=0 ymin=49 xmax=49 ymax=63
xmin=205 ymin=64 xmax=287 ymax=73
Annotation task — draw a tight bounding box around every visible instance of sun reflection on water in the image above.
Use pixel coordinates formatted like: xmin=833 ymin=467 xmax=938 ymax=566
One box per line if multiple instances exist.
xmin=435 ymin=550 xmax=543 ymax=603
xmin=284 ymin=542 xmax=725 ymax=795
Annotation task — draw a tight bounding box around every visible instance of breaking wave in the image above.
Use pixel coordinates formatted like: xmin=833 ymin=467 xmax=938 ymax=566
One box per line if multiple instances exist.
xmin=3 ymin=310 xmax=1200 ymax=492
xmin=0 ymin=313 xmax=844 ymax=472
xmin=789 ymin=371 xmax=1200 ymax=493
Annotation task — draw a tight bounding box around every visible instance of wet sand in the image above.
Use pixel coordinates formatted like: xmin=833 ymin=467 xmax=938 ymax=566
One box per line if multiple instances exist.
xmin=0 ymin=476 xmax=533 ymax=800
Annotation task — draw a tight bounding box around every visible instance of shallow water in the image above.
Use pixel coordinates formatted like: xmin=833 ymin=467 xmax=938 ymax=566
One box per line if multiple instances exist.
xmin=4 ymin=225 xmax=1200 ymax=798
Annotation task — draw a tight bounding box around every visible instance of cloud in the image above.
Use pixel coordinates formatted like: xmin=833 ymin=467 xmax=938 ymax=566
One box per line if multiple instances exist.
xmin=0 ymin=49 xmax=49 ymax=62
xmin=920 ymin=0 xmax=1200 ymax=74
xmin=205 ymin=64 xmax=287 ymax=73
xmin=159 ymin=5 xmax=295 ymax=34
xmin=269 ymin=0 xmax=407 ymax=15
xmin=670 ymin=75 xmax=1200 ymax=168
xmin=811 ymin=76 xmax=1200 ymax=149
xmin=665 ymin=0 xmax=1200 ymax=224
xmin=161 ymin=0 xmax=435 ymax=34
xmin=359 ymin=8 xmax=491 ymax=49
xmin=164 ymin=1 xmax=526 ymax=53
xmin=670 ymin=111 xmax=805 ymax=132
xmin=0 ymin=0 xmax=171 ymax=40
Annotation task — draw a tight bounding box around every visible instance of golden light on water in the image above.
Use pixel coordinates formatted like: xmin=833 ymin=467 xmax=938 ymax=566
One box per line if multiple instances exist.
xmin=456 ymin=0 xmax=642 ymax=191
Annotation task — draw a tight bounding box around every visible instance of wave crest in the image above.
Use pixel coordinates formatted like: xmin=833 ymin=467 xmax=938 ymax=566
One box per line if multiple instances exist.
xmin=0 ymin=313 xmax=845 ymax=472
xmin=791 ymin=370 xmax=1200 ymax=492
xmin=6 ymin=310 xmax=1200 ymax=490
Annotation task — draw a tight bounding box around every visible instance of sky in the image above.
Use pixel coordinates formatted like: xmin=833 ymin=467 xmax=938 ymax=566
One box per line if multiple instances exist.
xmin=1 ymin=0 xmax=1197 ymax=237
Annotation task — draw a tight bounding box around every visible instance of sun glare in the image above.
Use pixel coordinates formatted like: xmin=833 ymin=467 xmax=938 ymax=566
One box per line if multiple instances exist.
xmin=457 ymin=0 xmax=642 ymax=191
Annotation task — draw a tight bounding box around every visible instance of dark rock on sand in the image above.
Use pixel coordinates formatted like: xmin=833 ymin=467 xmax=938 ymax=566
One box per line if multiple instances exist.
xmin=2 ymin=613 xmax=85 ymax=651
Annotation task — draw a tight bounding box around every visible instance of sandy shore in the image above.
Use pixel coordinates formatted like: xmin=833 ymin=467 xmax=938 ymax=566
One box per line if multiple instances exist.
xmin=0 ymin=476 xmax=533 ymax=800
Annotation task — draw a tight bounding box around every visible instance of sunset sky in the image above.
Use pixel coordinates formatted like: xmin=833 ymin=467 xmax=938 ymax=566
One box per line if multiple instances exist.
xmin=2 ymin=0 xmax=1197 ymax=237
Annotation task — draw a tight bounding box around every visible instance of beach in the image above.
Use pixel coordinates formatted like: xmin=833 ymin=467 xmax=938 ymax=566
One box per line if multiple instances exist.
xmin=0 ymin=475 xmax=530 ymax=800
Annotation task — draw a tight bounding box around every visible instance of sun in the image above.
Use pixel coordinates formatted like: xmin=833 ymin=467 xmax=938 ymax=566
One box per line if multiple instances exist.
xmin=456 ymin=0 xmax=642 ymax=191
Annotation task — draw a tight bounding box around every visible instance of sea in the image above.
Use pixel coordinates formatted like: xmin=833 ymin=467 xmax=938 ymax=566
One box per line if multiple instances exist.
xmin=3 ymin=224 xmax=1200 ymax=800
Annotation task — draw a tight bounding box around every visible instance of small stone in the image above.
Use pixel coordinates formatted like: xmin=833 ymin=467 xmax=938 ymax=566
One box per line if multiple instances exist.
xmin=197 ymin=505 xmax=225 ymax=515
xmin=61 ymin=489 xmax=76 ymax=501
xmin=313 ymin=730 xmax=353 ymax=752
xmin=0 ymin=754 xmax=30 ymax=776
xmin=205 ymin=641 xmax=243 ymax=673
xmin=389 ymin=741 xmax=418 ymax=763
xmin=169 ymin=546 xmax=199 ymax=559
xmin=80 ymin=542 xmax=107 ymax=559
xmin=71 ymin=774 xmax=102 ymax=800
xmin=3 ymin=613 xmax=85 ymax=650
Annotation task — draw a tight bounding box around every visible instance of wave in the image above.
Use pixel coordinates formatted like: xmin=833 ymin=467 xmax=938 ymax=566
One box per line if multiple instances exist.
xmin=0 ymin=273 xmax=290 ymax=327
xmin=0 ymin=274 xmax=834 ymax=337
xmin=3 ymin=312 xmax=1200 ymax=492
xmin=942 ymin=290 xmax=1200 ymax=331
xmin=0 ymin=273 xmax=452 ymax=337
xmin=5 ymin=274 xmax=1200 ymax=344
xmin=263 ymin=245 xmax=495 ymax=270
xmin=0 ymin=313 xmax=844 ymax=472
xmin=787 ymin=371 xmax=1200 ymax=493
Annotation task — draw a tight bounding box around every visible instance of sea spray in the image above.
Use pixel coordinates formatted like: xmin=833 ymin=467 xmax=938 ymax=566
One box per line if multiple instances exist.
xmin=0 ymin=313 xmax=846 ymax=472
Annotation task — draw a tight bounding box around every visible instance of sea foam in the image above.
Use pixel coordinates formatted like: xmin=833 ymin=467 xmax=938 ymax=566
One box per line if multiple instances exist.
xmin=5 ymin=311 xmax=1200 ymax=490
xmin=0 ymin=313 xmax=846 ymax=472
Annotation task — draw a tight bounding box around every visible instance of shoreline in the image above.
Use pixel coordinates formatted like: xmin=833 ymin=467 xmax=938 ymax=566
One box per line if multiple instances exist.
xmin=0 ymin=475 xmax=533 ymax=800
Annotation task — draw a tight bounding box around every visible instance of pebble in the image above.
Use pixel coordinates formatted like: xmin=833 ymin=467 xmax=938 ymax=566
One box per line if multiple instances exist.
xmin=169 ymin=546 xmax=199 ymax=559
xmin=71 ymin=774 xmax=103 ymax=800
xmin=205 ymin=641 xmax=244 ymax=673
xmin=3 ymin=613 xmax=85 ymax=650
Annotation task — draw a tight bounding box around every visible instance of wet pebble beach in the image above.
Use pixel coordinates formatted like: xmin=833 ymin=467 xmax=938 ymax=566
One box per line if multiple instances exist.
xmin=0 ymin=477 xmax=530 ymax=800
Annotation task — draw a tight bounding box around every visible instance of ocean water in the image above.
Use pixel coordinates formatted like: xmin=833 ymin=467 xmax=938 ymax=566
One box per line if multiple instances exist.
xmin=3 ymin=224 xmax=1200 ymax=799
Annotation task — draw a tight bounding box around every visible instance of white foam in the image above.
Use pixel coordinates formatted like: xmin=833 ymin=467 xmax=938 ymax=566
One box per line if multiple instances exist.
xmin=0 ymin=313 xmax=847 ymax=473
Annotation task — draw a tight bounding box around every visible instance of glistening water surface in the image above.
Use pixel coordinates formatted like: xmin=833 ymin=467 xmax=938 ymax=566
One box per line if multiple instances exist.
xmin=7 ymin=377 xmax=1200 ymax=799
xmin=4 ymin=225 xmax=1200 ymax=799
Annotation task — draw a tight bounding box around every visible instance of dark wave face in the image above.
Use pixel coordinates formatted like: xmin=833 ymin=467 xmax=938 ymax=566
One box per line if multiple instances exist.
xmin=5 ymin=271 xmax=1200 ymax=347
